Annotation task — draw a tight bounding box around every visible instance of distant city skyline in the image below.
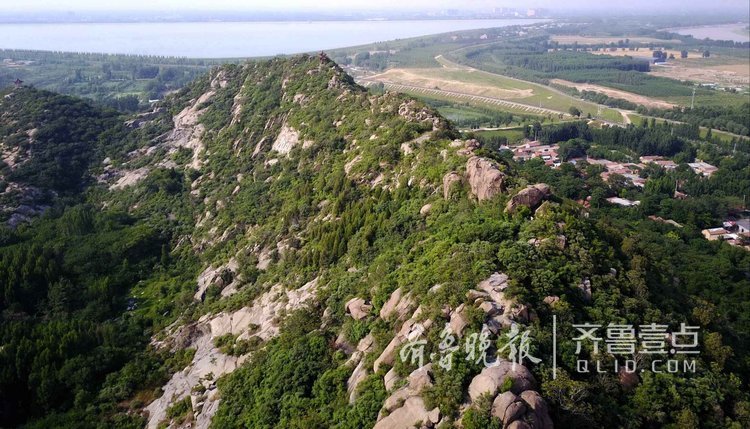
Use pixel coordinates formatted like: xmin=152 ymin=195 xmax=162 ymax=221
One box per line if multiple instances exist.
xmin=4 ymin=0 xmax=749 ymax=13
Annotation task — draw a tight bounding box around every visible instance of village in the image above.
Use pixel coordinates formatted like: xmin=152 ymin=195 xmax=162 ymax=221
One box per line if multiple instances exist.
xmin=507 ymin=140 xmax=718 ymax=186
xmin=702 ymin=218 xmax=750 ymax=251
xmin=505 ymin=140 xmax=749 ymax=250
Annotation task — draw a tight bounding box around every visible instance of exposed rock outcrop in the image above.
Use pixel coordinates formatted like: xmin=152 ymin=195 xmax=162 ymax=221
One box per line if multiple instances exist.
xmin=443 ymin=171 xmax=463 ymax=200
xmin=375 ymin=364 xmax=440 ymax=429
xmin=374 ymin=396 xmax=440 ymax=429
xmin=419 ymin=203 xmax=433 ymax=216
xmin=145 ymin=278 xmax=318 ymax=429
xmin=579 ymin=278 xmax=592 ymax=302
xmin=384 ymin=367 xmax=400 ymax=391
xmin=467 ymin=360 xmax=537 ymax=401
xmin=373 ymin=307 xmax=431 ymax=373
xmin=520 ymin=390 xmax=554 ymax=429
xmin=449 ymin=304 xmax=469 ymax=337
xmin=505 ymin=184 xmax=551 ymax=214
xmin=347 ymin=359 xmax=368 ymax=403
xmin=271 ymin=124 xmax=301 ymax=155
xmin=346 ymin=297 xmax=373 ymax=320
xmin=194 ymin=258 xmax=239 ymax=301
xmin=397 ymin=99 xmax=446 ymax=131
xmin=466 ymin=156 xmax=506 ymax=201
xmin=379 ymin=288 xmax=414 ymax=321
xmin=467 ymin=272 xmax=532 ymax=334
xmin=491 ymin=390 xmax=553 ymax=429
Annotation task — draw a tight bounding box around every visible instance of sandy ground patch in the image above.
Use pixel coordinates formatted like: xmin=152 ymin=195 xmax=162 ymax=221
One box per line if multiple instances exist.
xmin=650 ymin=62 xmax=750 ymax=87
xmin=369 ymin=68 xmax=534 ymax=99
xmin=712 ymin=63 xmax=750 ymax=76
xmin=551 ymin=35 xmax=682 ymax=45
xmin=551 ymin=79 xmax=677 ymax=109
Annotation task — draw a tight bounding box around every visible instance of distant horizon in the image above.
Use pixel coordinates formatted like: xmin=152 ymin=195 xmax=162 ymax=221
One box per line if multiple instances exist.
xmin=0 ymin=9 xmax=747 ymax=25
xmin=3 ymin=0 xmax=749 ymax=12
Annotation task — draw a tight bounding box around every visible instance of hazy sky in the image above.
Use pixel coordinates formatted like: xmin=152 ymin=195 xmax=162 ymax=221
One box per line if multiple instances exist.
xmin=5 ymin=0 xmax=748 ymax=12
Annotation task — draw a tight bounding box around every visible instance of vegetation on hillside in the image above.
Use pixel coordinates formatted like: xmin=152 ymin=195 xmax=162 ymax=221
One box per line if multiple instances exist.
xmin=0 ymin=51 xmax=747 ymax=429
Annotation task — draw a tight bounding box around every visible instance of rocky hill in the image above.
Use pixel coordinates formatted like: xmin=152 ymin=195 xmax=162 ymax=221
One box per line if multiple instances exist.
xmin=0 ymin=87 xmax=126 ymax=226
xmin=1 ymin=55 xmax=748 ymax=429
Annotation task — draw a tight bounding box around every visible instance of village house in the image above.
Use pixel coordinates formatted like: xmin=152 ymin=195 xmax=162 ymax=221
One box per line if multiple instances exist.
xmin=701 ymin=220 xmax=750 ymax=250
xmin=639 ymin=156 xmax=678 ymax=170
xmin=511 ymin=141 xmax=561 ymax=167
xmin=586 ymin=158 xmax=646 ymax=188
xmin=702 ymin=227 xmax=729 ymax=240
xmin=688 ymin=161 xmax=718 ymax=177
xmin=606 ymin=197 xmax=640 ymax=207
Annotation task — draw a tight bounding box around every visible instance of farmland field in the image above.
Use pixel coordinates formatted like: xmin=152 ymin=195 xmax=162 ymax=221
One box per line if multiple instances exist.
xmin=550 ymin=78 xmax=677 ymax=109
xmin=590 ymin=48 xmax=750 ymax=88
xmin=362 ymin=55 xmax=625 ymax=123
xmin=550 ymin=35 xmax=683 ymax=45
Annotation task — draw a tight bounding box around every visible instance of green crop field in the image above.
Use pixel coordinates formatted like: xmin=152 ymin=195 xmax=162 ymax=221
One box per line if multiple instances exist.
xmin=367 ymin=55 xmax=626 ymax=123
xmin=472 ymin=127 xmax=528 ymax=143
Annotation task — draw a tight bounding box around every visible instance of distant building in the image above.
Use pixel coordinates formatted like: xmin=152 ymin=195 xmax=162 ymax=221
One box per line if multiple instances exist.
xmin=702 ymin=220 xmax=750 ymax=249
xmin=688 ymin=161 xmax=718 ymax=177
xmin=702 ymin=227 xmax=728 ymax=240
xmin=639 ymin=156 xmax=677 ymax=170
xmin=511 ymin=141 xmax=560 ymax=167
xmin=606 ymin=197 xmax=640 ymax=207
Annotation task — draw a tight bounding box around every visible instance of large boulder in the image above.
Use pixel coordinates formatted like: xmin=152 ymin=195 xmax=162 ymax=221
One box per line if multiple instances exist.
xmin=477 ymin=272 xmax=510 ymax=302
xmin=449 ymin=304 xmax=469 ymax=337
xmin=373 ymin=310 xmax=432 ymax=373
xmin=578 ymin=278 xmax=592 ymax=303
xmin=380 ymin=288 xmax=414 ymax=321
xmin=384 ymin=367 xmax=400 ymax=392
xmin=419 ymin=203 xmax=433 ymax=216
xmin=443 ymin=171 xmax=463 ymax=199
xmin=492 ymin=391 xmax=525 ymax=423
xmin=346 ymin=297 xmax=372 ymax=320
xmin=468 ymin=361 xmax=537 ymax=401
xmin=347 ymin=358 xmax=368 ymax=404
xmin=519 ymin=390 xmax=554 ymax=429
xmin=489 ymin=390 xmax=553 ymax=429
xmin=407 ymin=364 xmax=434 ymax=391
xmin=503 ymin=401 xmax=528 ymax=426
xmin=334 ymin=331 xmax=354 ymax=355
xmin=505 ymin=184 xmax=551 ymax=214
xmin=466 ymin=156 xmax=506 ymax=201
xmin=356 ymin=333 xmax=375 ymax=353
xmin=374 ymin=396 xmax=440 ymax=429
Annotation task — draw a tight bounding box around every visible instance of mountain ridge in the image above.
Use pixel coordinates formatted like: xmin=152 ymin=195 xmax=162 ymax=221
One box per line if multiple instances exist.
xmin=0 ymin=54 xmax=748 ymax=429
